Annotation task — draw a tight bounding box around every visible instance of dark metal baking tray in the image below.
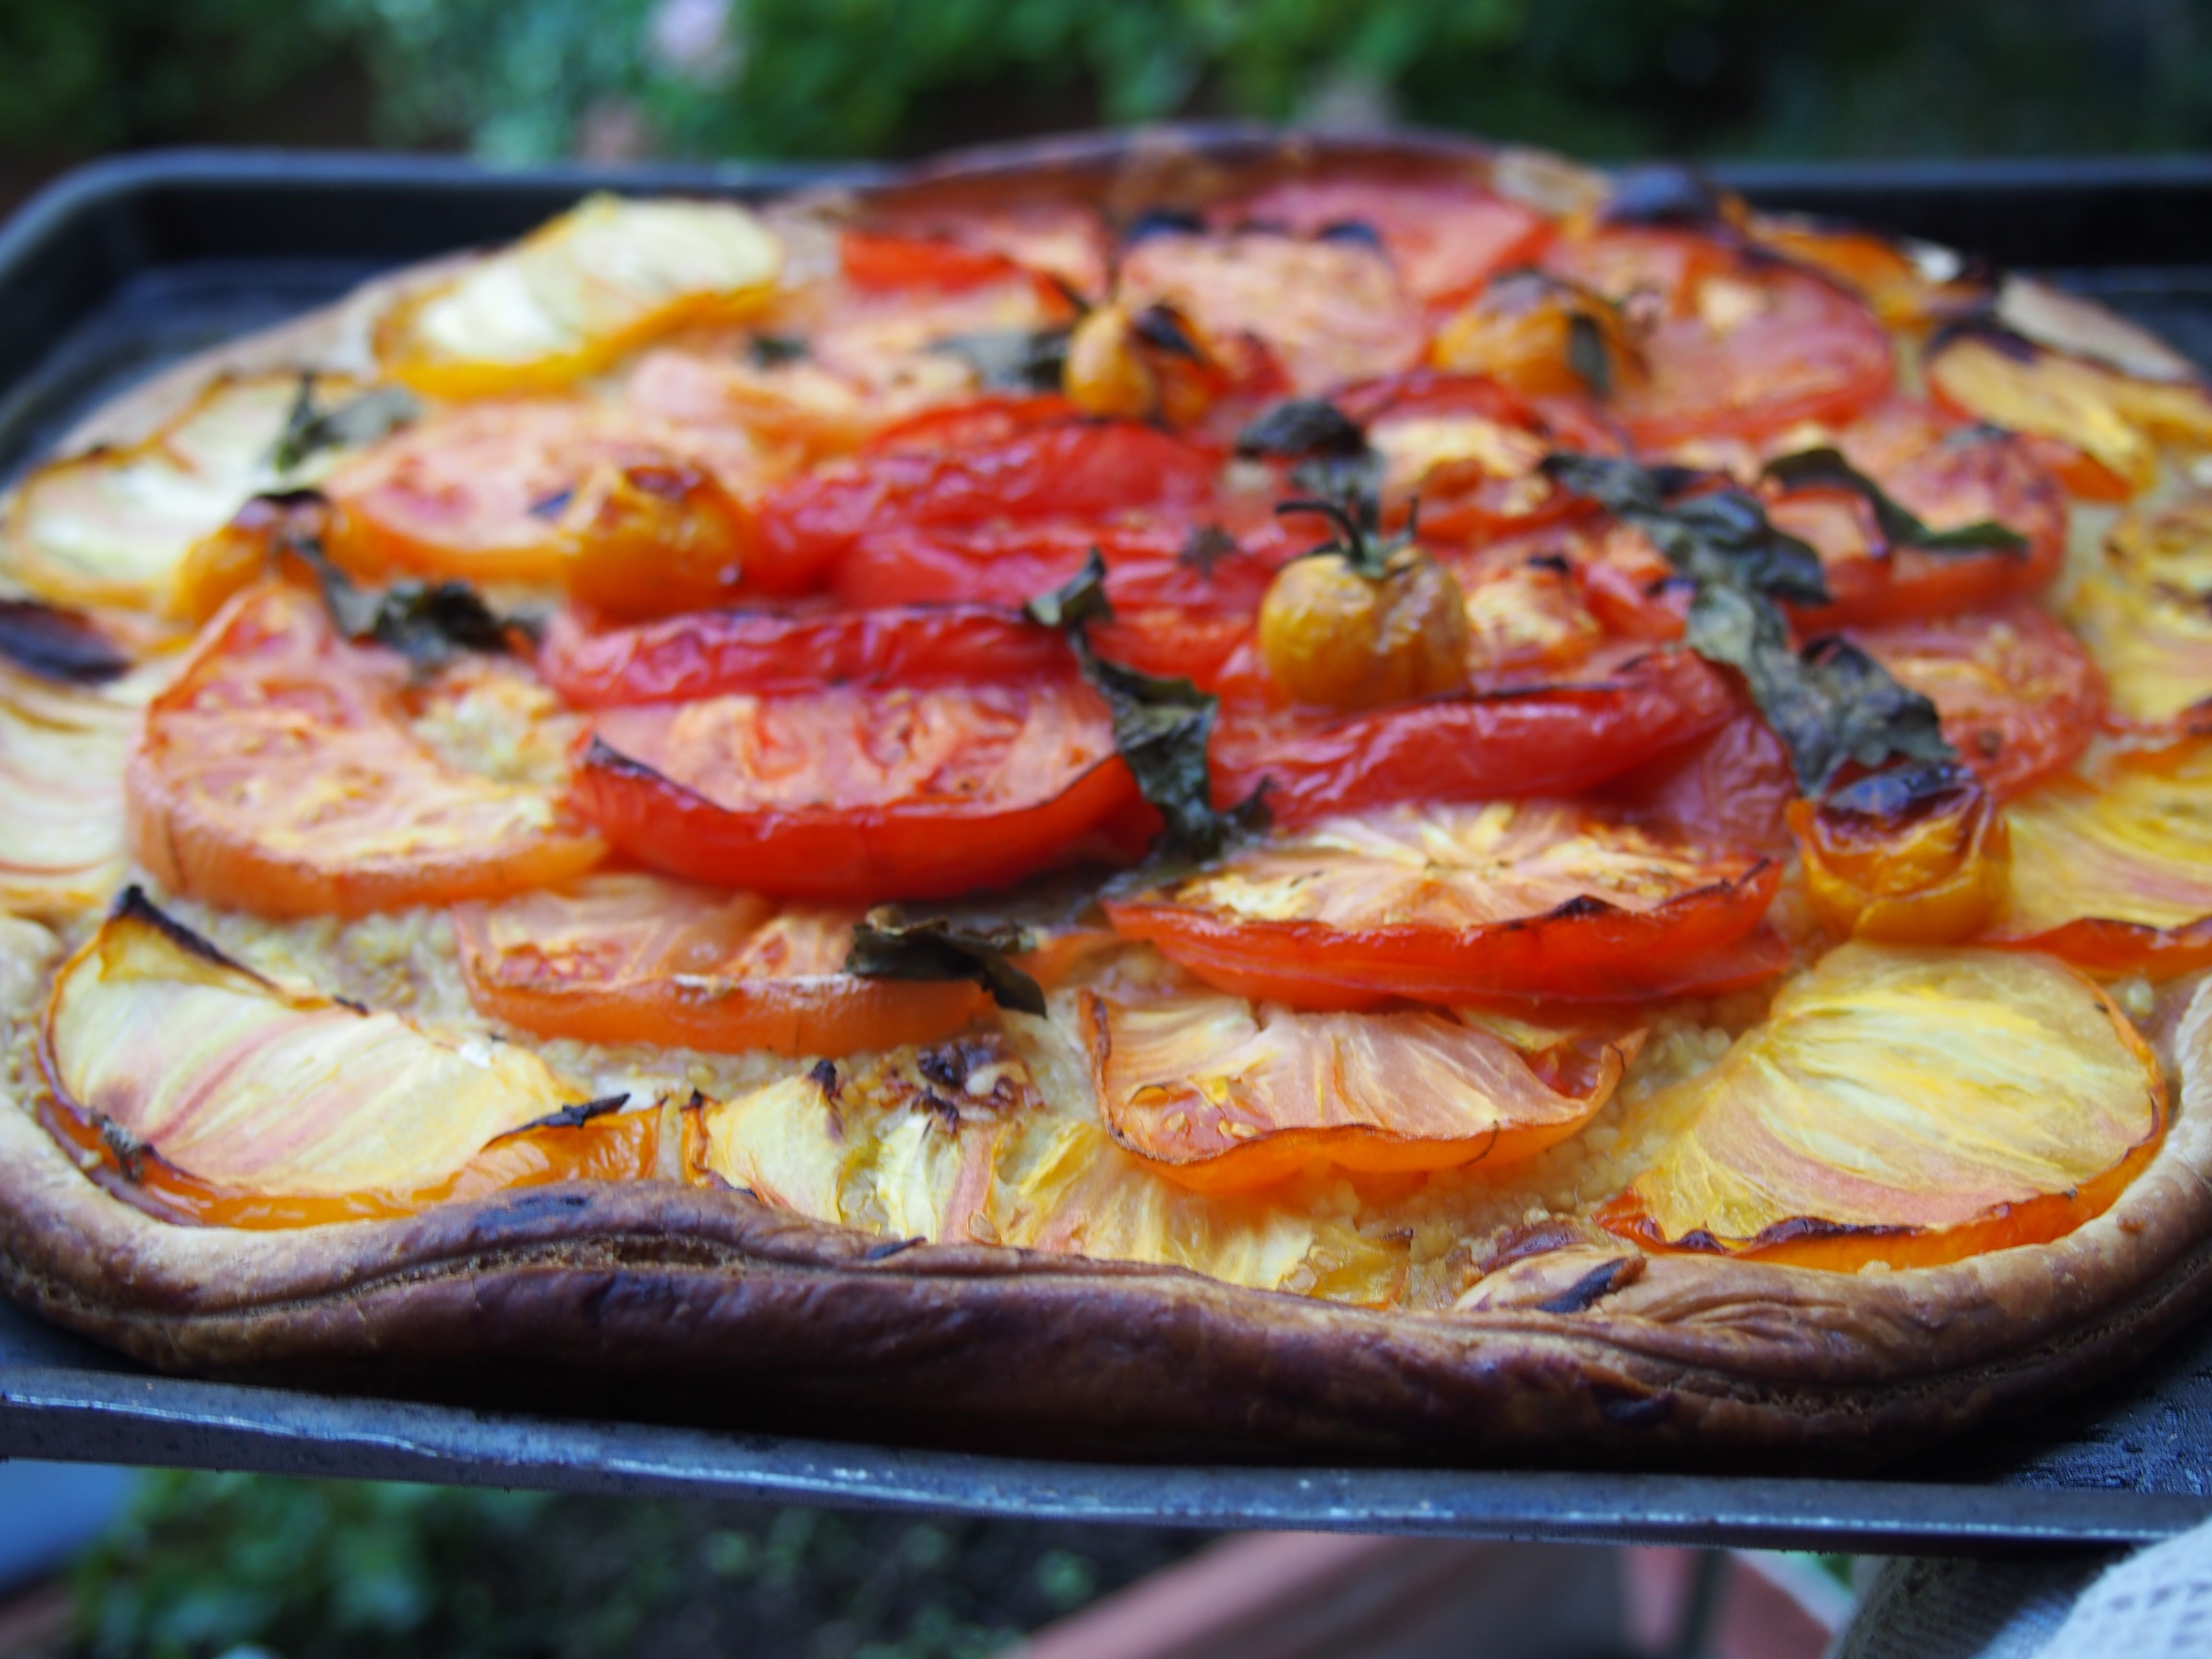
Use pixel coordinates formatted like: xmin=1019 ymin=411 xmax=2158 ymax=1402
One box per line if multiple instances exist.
xmin=5 ymin=140 xmax=2212 ymax=1550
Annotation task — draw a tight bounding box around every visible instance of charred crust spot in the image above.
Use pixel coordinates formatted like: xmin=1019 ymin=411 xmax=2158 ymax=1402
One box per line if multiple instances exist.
xmin=863 ymin=1237 xmax=923 ymax=1262
xmin=1599 ymin=165 xmax=1729 ymax=230
xmin=517 ymin=1094 xmax=630 ymax=1134
xmin=918 ymin=1093 xmax=962 ymax=1132
xmin=1131 ymin=304 xmax=1204 ymax=362
xmin=808 ymin=1058 xmax=842 ymax=1102
xmin=332 ymin=996 xmax=370 ymax=1016
xmin=527 ymin=488 xmax=575 ymax=520
xmin=1536 ymin=1257 xmax=1645 ymax=1315
xmin=1544 ymin=893 xmax=1621 ymax=923
xmin=1591 ymin=1382 xmax=1673 ymax=1428
xmin=1120 ymin=208 xmax=1203 ymax=245
xmin=915 ymin=1038 xmax=1004 ymax=1095
xmin=1525 ymin=553 xmax=1573 ymax=576
xmin=110 ymin=887 xmax=276 ymax=987
xmin=1315 ymin=218 xmax=1385 ymax=252
xmin=92 ymin=1113 xmax=147 ymax=1183
xmin=0 ymin=600 xmax=132 ymax=685
xmin=1479 ymin=1219 xmax=1596 ymax=1272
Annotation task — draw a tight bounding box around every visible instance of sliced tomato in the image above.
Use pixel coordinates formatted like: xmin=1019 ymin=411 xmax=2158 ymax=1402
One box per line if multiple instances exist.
xmin=1221 ymin=170 xmax=1553 ymax=309
xmin=540 ymin=602 xmax=1070 ymax=706
xmin=865 ymin=393 xmax=1083 ymax=454
xmin=1081 ymin=990 xmax=1635 ymax=1193
xmin=858 ymin=197 xmax=1110 ymax=298
xmin=1598 ymin=944 xmax=2164 ymax=1272
xmin=2066 ymin=493 xmax=2212 ymax=727
xmin=1209 ymin=649 xmax=1737 ymax=828
xmin=127 ymin=583 xmax=604 ymax=918
xmin=1600 ymin=707 xmax=1798 ymax=854
xmin=1991 ymin=738 xmax=2212 ymax=975
xmin=1107 ymin=801 xmax=1781 ymax=1008
xmin=0 ymin=658 xmax=148 ymax=923
xmin=1542 ymin=228 xmax=1895 ymax=446
xmin=572 ymin=677 xmax=1140 ymax=899
xmin=454 ymin=873 xmax=988 ymax=1055
xmin=841 ymin=230 xmax=1057 ymax=296
xmin=1843 ymin=603 xmax=2103 ymax=801
xmin=757 ymin=420 xmax=1221 ymax=589
xmin=1762 ymin=402 xmax=2067 ymax=631
xmin=1117 ymin=227 xmax=1425 ymax=395
xmin=1334 ymin=371 xmax=1621 ymax=544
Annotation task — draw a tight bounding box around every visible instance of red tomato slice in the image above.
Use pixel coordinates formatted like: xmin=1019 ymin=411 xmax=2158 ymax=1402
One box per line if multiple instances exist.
xmin=1106 ymin=801 xmax=1781 ymax=1008
xmin=1223 ymin=171 xmax=1553 ymax=308
xmin=1543 ymin=228 xmax=1894 ymax=446
xmin=858 ymin=198 xmax=1110 ymax=299
xmin=1845 ymin=603 xmax=2104 ymax=801
xmin=757 ymin=420 xmax=1222 ymax=590
xmin=865 ymin=393 xmax=1083 ymax=453
xmin=1334 ymin=371 xmax=1622 ymax=544
xmin=1209 ymin=649 xmax=1738 ymax=827
xmin=454 ymin=873 xmax=990 ymax=1056
xmin=841 ymin=230 xmax=1056 ymax=298
xmin=572 ymin=678 xmax=1141 ymax=899
xmin=540 ymin=602 xmax=1071 ymax=706
xmin=127 ymin=584 xmax=604 ymax=918
xmin=1600 ymin=708 xmax=1798 ymax=856
xmin=1765 ymin=402 xmax=2067 ymax=632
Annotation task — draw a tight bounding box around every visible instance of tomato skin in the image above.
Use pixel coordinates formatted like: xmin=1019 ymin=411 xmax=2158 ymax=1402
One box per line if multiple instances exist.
xmin=757 ymin=421 xmax=1222 ymax=589
xmin=1543 ymin=228 xmax=1895 ymax=446
xmin=865 ymin=394 xmax=1084 ymax=454
xmin=1209 ymin=649 xmax=1739 ymax=827
xmin=540 ymin=603 xmax=1071 ymax=706
xmin=833 ymin=515 xmax=1278 ymax=615
xmin=1108 ymin=860 xmax=1781 ymax=1008
xmin=1845 ymin=602 xmax=2103 ymax=801
xmin=571 ymin=680 xmax=1142 ymax=900
xmin=841 ymin=230 xmax=1050 ymax=296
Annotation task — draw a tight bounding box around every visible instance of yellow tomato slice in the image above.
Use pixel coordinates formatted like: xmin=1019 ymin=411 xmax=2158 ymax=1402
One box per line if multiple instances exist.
xmin=692 ymin=1043 xmax=1404 ymax=1302
xmin=2 ymin=374 xmax=328 ymax=616
xmin=378 ymin=195 xmax=783 ymax=397
xmin=1599 ymin=943 xmax=2164 ymax=1270
xmin=127 ymin=583 xmax=604 ymax=919
xmin=2065 ymin=493 xmax=2212 ymax=726
xmin=44 ymin=890 xmax=572 ymax=1199
xmin=1082 ymin=991 xmax=1635 ymax=1193
xmin=454 ymin=872 xmax=989 ymax=1058
xmin=1993 ymin=739 xmax=2212 ymax=974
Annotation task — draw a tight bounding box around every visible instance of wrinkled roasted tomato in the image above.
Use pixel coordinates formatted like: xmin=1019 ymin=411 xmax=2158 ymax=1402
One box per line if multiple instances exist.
xmin=1599 ymin=944 xmax=2164 ymax=1271
xmin=571 ymin=678 xmax=1140 ymax=900
xmin=1107 ymin=800 xmax=1781 ymax=1007
xmin=128 ymin=585 xmax=603 ymax=918
xmin=1083 ymin=990 xmax=1636 ymax=1192
xmin=2068 ymin=491 xmax=2212 ymax=727
xmin=1790 ymin=762 xmax=2010 ymax=945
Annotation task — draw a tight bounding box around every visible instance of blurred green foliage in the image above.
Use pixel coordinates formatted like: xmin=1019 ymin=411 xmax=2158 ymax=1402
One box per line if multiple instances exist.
xmin=4 ymin=0 xmax=2212 ymax=165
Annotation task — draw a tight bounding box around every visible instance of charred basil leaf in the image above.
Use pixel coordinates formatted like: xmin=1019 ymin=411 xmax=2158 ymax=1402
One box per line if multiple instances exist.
xmin=1599 ymin=165 xmax=1732 ymax=230
xmin=928 ymin=327 xmax=1071 ymax=391
xmin=0 ymin=599 xmax=131 ymax=685
xmin=271 ymin=377 xmax=421 ymax=473
xmin=1130 ymin=304 xmax=1206 ymax=363
xmin=1236 ymin=398 xmax=1368 ymax=460
xmin=1547 ymin=451 xmax=1954 ymax=791
xmin=1178 ymin=523 xmax=1240 ymax=578
xmin=1566 ymin=312 xmax=1613 ymax=399
xmin=1121 ymin=208 xmax=1205 ymax=245
xmin=846 ymin=910 xmax=1046 ymax=1016
xmin=1542 ymin=452 xmax=1829 ymax=604
xmin=298 ymin=543 xmax=525 ymax=673
xmin=746 ymin=333 xmax=809 ymax=368
xmin=1762 ymin=445 xmax=2029 ymax=557
xmin=512 ymin=1094 xmax=631 ymax=1135
xmin=1024 ymin=551 xmax=1267 ymax=864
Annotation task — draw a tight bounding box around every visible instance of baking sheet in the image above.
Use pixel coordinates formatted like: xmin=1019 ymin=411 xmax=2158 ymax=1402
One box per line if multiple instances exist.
xmin=4 ymin=143 xmax=2212 ymax=1546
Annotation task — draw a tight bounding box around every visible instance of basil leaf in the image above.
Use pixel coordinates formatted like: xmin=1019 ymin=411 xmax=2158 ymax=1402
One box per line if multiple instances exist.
xmin=1178 ymin=524 xmax=1239 ymax=578
xmin=271 ymin=377 xmax=421 ymax=473
xmin=1762 ymin=445 xmax=2029 ymax=557
xmin=928 ymin=328 xmax=1071 ymax=391
xmin=846 ymin=911 xmax=1046 ymax=1016
xmin=1023 ymin=551 xmax=1267 ymax=864
xmin=1542 ymin=452 xmax=1829 ymax=604
xmin=1235 ymin=398 xmax=1368 ymax=459
xmin=1566 ymin=312 xmax=1613 ymax=399
xmin=299 ymin=542 xmax=523 ymax=672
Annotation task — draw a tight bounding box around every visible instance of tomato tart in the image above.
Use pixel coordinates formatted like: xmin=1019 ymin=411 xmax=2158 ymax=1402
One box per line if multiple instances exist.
xmin=5 ymin=130 xmax=2212 ymax=1463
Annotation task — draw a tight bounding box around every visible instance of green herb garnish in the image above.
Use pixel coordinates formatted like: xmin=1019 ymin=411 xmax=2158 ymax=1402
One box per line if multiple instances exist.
xmin=271 ymin=377 xmax=421 ymax=473
xmin=1761 ymin=445 xmax=2029 ymax=558
xmin=845 ymin=911 xmax=1046 ymax=1016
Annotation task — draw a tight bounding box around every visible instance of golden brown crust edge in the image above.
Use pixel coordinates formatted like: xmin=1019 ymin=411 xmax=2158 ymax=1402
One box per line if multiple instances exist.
xmin=5 ymin=128 xmax=2212 ymax=1466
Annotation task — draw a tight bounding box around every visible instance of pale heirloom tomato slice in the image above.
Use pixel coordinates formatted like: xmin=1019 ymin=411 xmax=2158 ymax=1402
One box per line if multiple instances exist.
xmin=1116 ymin=224 xmax=1425 ymax=395
xmin=2065 ymin=492 xmax=2212 ymax=726
xmin=1106 ymin=801 xmax=1781 ymax=1008
xmin=1844 ymin=603 xmax=2103 ymax=801
xmin=1991 ymin=738 xmax=2212 ymax=975
xmin=1760 ymin=401 xmax=2066 ymax=632
xmin=759 ymin=418 xmax=1220 ymax=592
xmin=693 ymin=1047 xmax=1403 ymax=1299
xmin=1926 ymin=328 xmax=2212 ymax=497
xmin=0 ymin=656 xmax=156 ymax=923
xmin=1333 ymin=372 xmax=1621 ymax=545
xmin=377 ymin=194 xmax=783 ymax=397
xmin=127 ymin=584 xmax=604 ymax=919
xmin=1598 ymin=943 xmax=2165 ymax=1272
xmin=1219 ymin=170 xmax=1553 ymax=308
xmin=1081 ymin=990 xmax=1635 ymax=1193
xmin=573 ymin=678 xmax=1140 ymax=900
xmin=1208 ymin=648 xmax=1739 ymax=828
xmin=539 ymin=601 xmax=1071 ymax=707
xmin=1541 ymin=228 xmax=1894 ymax=447
xmin=454 ymin=873 xmax=988 ymax=1056
xmin=43 ymin=890 xmax=574 ymax=1207
xmin=3 ymin=373 xmax=324 ymax=618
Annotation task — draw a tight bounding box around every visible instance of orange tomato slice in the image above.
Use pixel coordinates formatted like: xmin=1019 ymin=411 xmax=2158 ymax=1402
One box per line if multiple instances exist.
xmin=1598 ymin=943 xmax=2164 ymax=1271
xmin=127 ymin=583 xmax=603 ymax=918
